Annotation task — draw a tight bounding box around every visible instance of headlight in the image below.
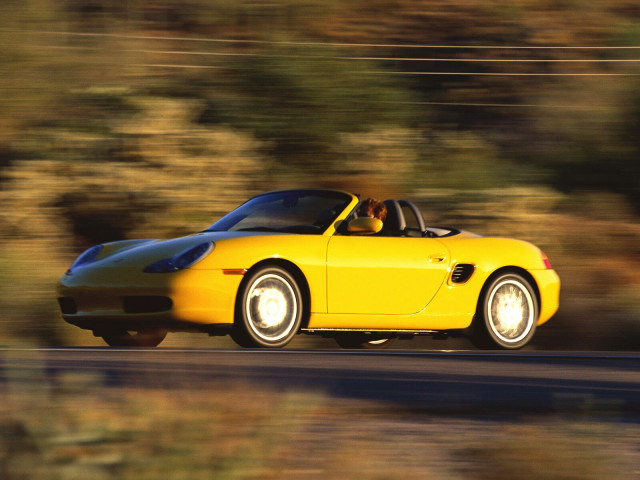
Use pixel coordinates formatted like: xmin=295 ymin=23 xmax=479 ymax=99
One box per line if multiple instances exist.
xmin=144 ymin=242 xmax=214 ymax=273
xmin=66 ymin=245 xmax=103 ymax=275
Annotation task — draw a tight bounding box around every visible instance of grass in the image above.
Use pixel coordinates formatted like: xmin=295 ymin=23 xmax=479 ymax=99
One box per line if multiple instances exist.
xmin=1 ymin=365 xmax=638 ymax=480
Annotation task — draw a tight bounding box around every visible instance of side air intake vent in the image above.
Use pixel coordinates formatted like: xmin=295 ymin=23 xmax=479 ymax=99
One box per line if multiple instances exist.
xmin=451 ymin=264 xmax=475 ymax=284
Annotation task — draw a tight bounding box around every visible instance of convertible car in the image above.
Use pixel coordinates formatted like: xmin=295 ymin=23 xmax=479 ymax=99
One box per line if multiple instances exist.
xmin=57 ymin=189 xmax=560 ymax=349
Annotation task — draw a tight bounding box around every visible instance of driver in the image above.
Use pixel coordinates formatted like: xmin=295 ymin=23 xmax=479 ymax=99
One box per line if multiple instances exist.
xmin=357 ymin=198 xmax=387 ymax=222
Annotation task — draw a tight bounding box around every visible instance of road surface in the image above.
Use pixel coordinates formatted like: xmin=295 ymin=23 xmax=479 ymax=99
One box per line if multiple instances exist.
xmin=1 ymin=348 xmax=638 ymax=418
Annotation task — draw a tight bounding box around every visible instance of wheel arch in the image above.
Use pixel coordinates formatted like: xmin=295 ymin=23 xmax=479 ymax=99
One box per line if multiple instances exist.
xmin=468 ymin=266 xmax=541 ymax=349
xmin=234 ymin=258 xmax=311 ymax=330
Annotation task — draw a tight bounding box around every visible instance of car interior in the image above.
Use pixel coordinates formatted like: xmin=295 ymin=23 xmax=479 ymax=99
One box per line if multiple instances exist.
xmin=334 ymin=198 xmax=460 ymax=238
xmin=340 ymin=199 xmax=459 ymax=238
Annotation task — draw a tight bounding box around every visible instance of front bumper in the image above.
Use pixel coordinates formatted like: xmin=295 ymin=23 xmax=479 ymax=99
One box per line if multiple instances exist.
xmin=57 ymin=266 xmax=243 ymax=332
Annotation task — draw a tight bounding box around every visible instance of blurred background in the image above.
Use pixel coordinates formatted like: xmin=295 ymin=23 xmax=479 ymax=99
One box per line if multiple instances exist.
xmin=1 ymin=0 xmax=640 ymax=349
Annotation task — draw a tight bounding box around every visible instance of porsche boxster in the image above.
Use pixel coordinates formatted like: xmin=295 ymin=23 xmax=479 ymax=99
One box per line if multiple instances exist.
xmin=57 ymin=189 xmax=560 ymax=349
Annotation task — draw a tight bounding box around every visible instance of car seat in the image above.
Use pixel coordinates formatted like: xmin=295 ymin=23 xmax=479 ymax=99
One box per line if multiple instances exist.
xmin=378 ymin=200 xmax=406 ymax=236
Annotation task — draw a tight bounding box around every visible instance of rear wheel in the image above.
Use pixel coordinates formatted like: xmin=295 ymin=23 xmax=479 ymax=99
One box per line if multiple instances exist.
xmin=334 ymin=333 xmax=397 ymax=349
xmin=101 ymin=329 xmax=167 ymax=347
xmin=472 ymin=273 xmax=538 ymax=349
xmin=231 ymin=266 xmax=303 ymax=348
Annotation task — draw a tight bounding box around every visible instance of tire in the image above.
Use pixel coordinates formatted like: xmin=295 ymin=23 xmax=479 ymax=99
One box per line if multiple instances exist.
xmin=231 ymin=266 xmax=303 ymax=348
xmin=334 ymin=334 xmax=397 ymax=350
xmin=101 ymin=329 xmax=167 ymax=347
xmin=472 ymin=273 xmax=538 ymax=349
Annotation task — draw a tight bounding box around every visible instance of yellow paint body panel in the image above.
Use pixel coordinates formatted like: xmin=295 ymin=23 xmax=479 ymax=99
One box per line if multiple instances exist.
xmin=531 ymin=269 xmax=561 ymax=326
xmin=325 ymin=236 xmax=450 ymax=315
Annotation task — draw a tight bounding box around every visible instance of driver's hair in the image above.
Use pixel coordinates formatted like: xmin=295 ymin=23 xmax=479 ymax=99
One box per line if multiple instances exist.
xmin=357 ymin=198 xmax=387 ymax=222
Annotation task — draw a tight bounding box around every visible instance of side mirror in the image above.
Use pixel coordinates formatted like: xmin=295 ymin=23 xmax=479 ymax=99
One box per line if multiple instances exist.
xmin=347 ymin=217 xmax=383 ymax=235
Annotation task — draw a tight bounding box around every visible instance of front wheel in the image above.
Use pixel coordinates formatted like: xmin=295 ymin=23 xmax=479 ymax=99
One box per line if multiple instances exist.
xmin=231 ymin=266 xmax=303 ymax=348
xmin=472 ymin=273 xmax=538 ymax=349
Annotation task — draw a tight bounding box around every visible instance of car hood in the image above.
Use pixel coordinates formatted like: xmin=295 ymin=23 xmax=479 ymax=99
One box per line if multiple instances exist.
xmin=87 ymin=231 xmax=282 ymax=270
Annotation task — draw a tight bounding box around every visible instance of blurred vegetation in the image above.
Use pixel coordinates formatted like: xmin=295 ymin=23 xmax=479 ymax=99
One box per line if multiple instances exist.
xmin=1 ymin=0 xmax=640 ymax=347
xmin=1 ymin=363 xmax=638 ymax=479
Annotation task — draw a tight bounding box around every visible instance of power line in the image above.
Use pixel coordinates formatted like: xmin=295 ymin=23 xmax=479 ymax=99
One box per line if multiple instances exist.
xmin=9 ymin=28 xmax=638 ymax=106
xmin=5 ymin=28 xmax=640 ymax=50
xmin=12 ymin=41 xmax=638 ymax=76
xmin=412 ymin=101 xmax=613 ymax=110
xmin=28 ymin=43 xmax=640 ymax=77
xmin=127 ymin=61 xmax=638 ymax=75
xmin=137 ymin=64 xmax=222 ymax=69
xmin=33 ymin=44 xmax=640 ymax=63
xmin=345 ymin=56 xmax=640 ymax=63
xmin=125 ymin=62 xmax=638 ymax=77
xmin=386 ymin=72 xmax=640 ymax=76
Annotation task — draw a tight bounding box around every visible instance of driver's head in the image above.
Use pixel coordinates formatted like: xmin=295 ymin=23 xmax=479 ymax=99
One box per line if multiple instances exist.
xmin=357 ymin=198 xmax=387 ymax=222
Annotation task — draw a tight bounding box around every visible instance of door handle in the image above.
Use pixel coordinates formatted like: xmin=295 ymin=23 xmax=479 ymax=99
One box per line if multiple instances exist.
xmin=429 ymin=253 xmax=447 ymax=263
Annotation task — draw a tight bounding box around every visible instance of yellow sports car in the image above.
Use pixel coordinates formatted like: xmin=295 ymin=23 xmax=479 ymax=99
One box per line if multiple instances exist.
xmin=57 ymin=189 xmax=560 ymax=349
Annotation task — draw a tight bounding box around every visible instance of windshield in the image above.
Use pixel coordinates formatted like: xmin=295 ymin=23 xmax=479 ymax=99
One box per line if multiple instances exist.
xmin=205 ymin=190 xmax=353 ymax=234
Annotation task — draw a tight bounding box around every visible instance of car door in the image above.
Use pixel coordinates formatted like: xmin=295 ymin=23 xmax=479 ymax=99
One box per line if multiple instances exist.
xmin=326 ymin=235 xmax=450 ymax=315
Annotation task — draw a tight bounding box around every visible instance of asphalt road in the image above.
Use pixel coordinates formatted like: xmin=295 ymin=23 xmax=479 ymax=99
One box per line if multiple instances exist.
xmin=1 ymin=348 xmax=639 ymax=419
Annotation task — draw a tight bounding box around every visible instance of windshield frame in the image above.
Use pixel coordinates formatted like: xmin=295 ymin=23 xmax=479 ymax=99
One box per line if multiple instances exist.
xmin=205 ymin=189 xmax=356 ymax=235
